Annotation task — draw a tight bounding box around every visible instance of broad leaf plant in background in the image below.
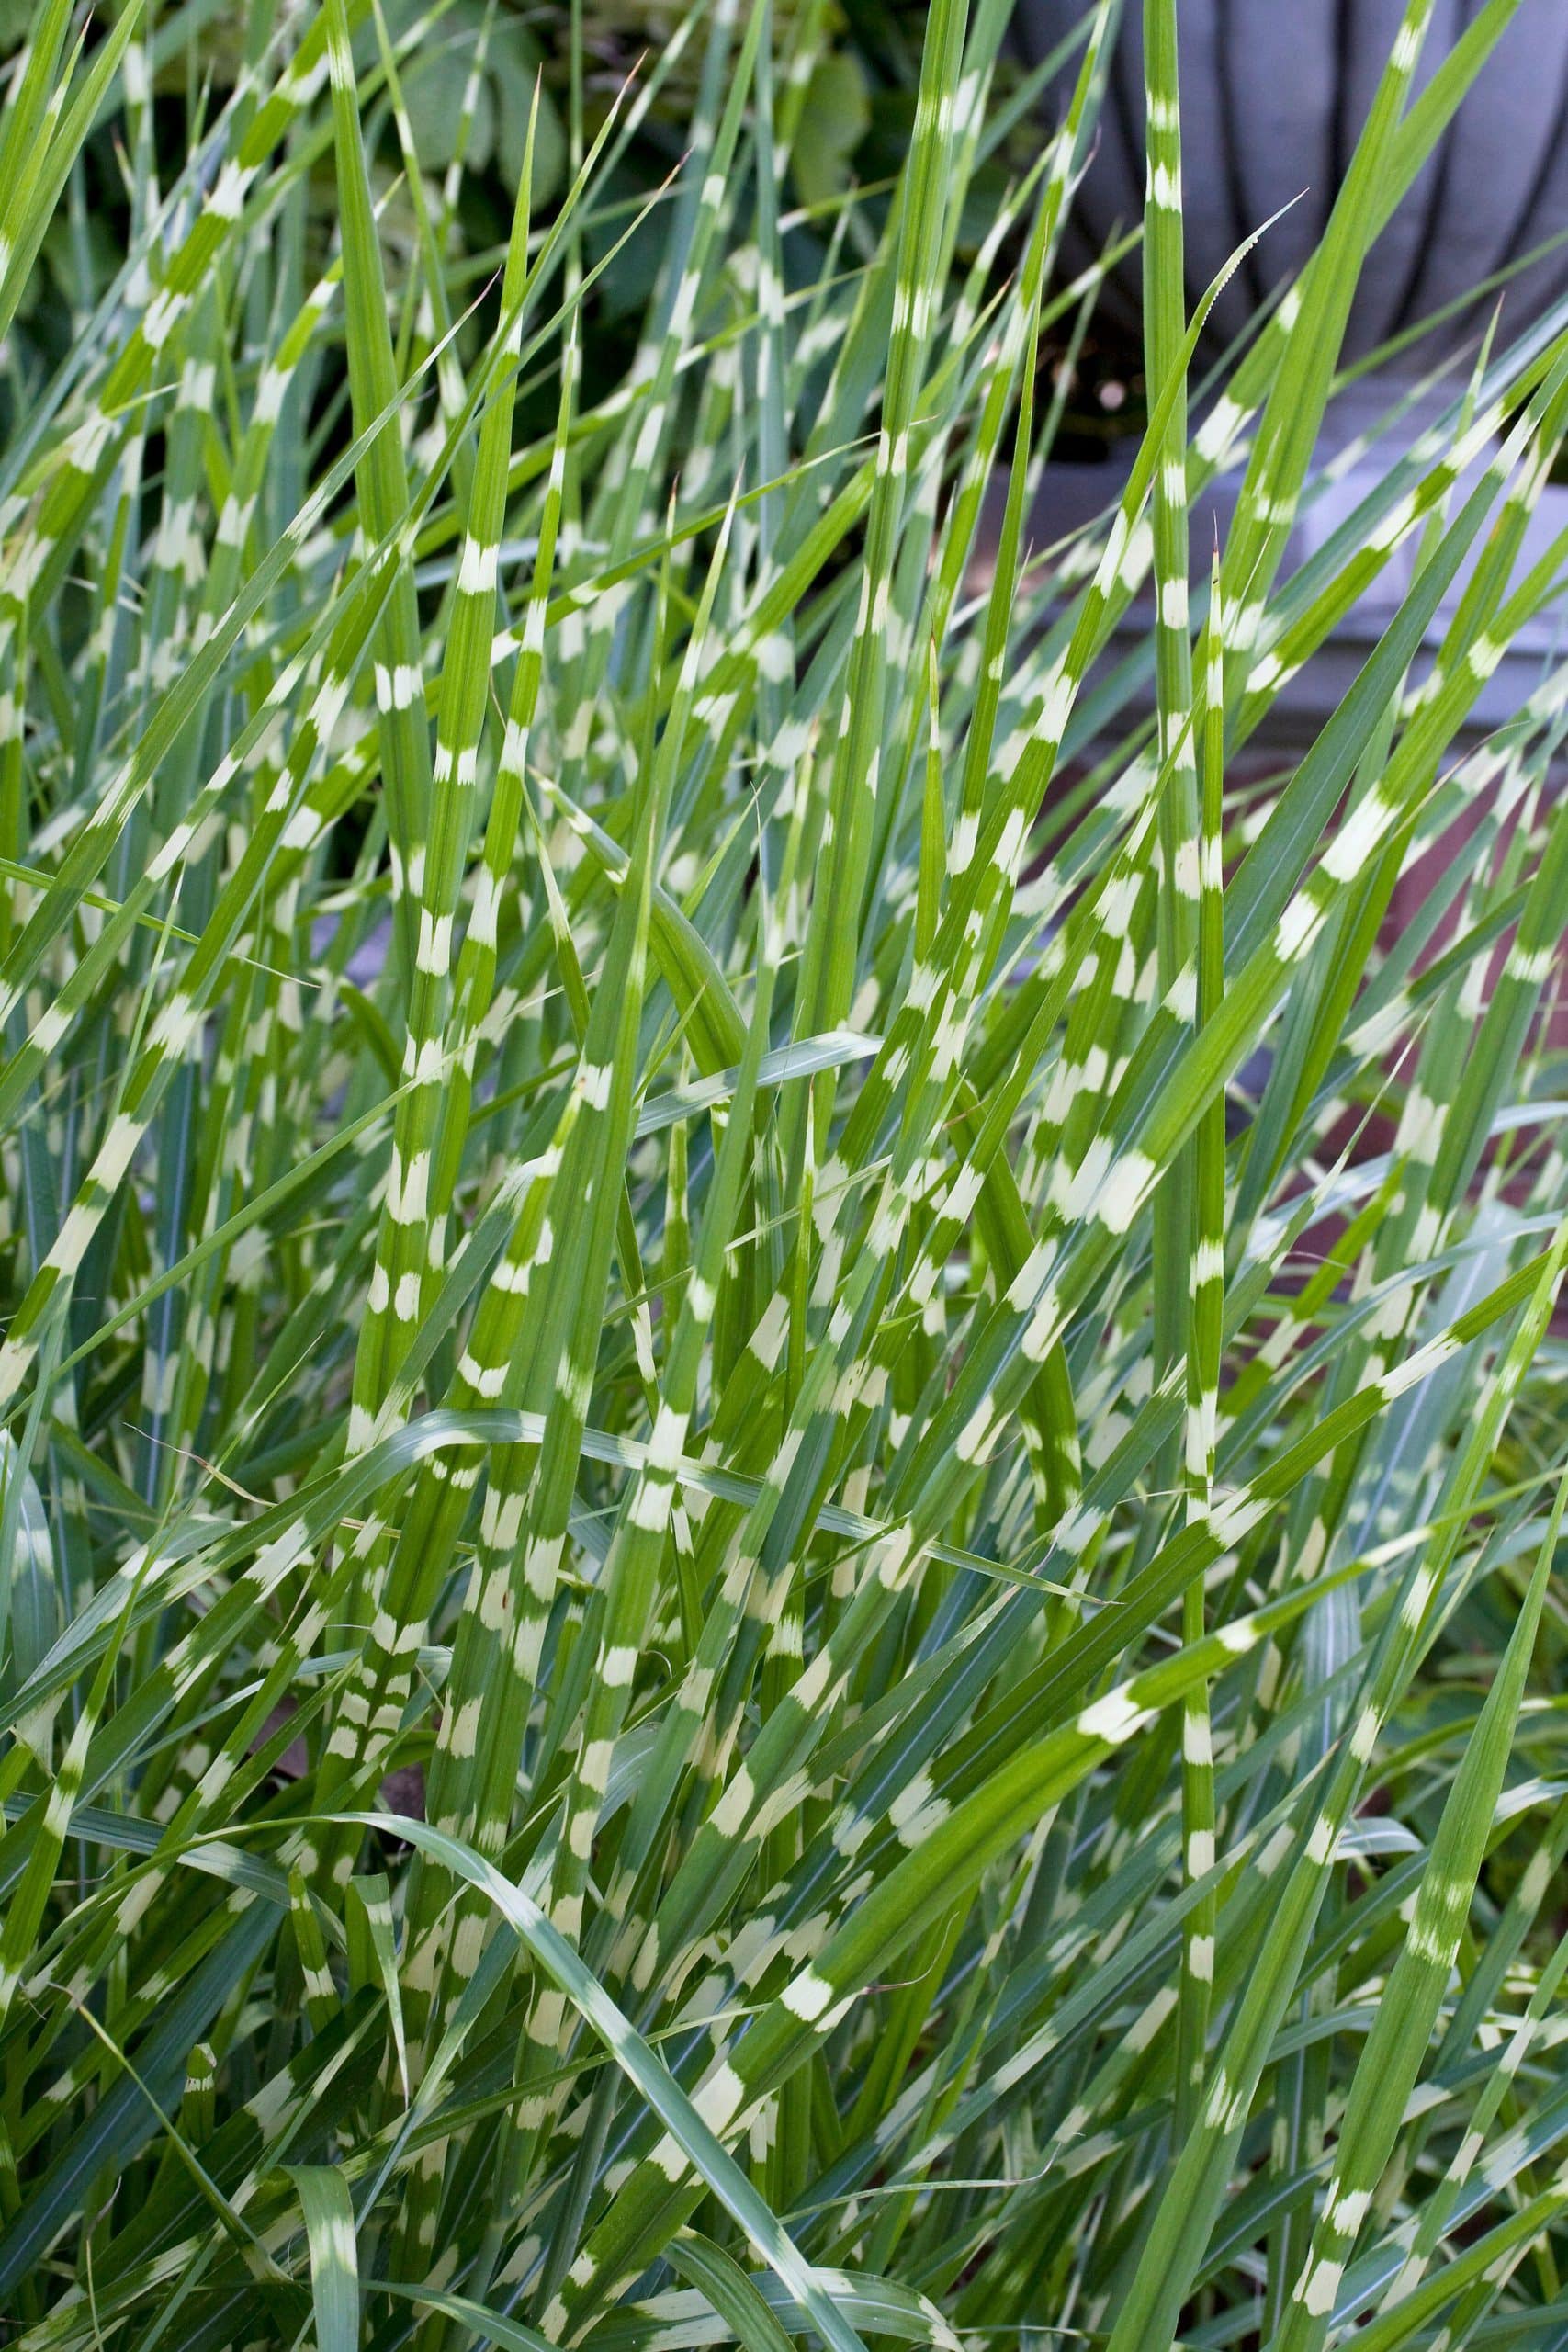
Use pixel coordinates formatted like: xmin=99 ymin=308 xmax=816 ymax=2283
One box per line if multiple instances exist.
xmin=1 ymin=0 xmax=1568 ymax=2346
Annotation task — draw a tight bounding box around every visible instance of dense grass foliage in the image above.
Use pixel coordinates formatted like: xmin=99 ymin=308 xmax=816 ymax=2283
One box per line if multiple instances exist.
xmin=4 ymin=0 xmax=1568 ymax=2343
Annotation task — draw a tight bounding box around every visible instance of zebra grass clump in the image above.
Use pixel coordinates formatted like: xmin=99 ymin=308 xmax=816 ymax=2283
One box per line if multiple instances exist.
xmin=2 ymin=0 xmax=1568 ymax=2346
